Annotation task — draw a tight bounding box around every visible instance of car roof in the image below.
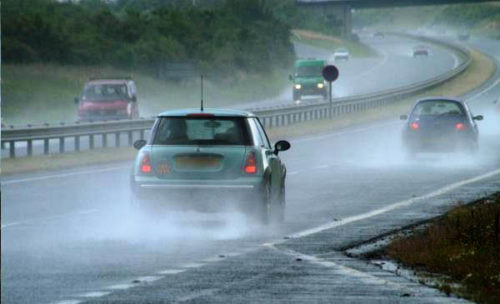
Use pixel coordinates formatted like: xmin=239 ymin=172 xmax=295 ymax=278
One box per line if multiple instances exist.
xmin=295 ymin=59 xmax=325 ymax=67
xmin=157 ymin=108 xmax=257 ymax=118
xmin=416 ymin=97 xmax=464 ymax=104
xmin=87 ymin=79 xmax=131 ymax=85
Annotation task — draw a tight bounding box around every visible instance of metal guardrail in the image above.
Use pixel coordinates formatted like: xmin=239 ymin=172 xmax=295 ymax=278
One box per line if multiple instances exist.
xmin=1 ymin=33 xmax=471 ymax=158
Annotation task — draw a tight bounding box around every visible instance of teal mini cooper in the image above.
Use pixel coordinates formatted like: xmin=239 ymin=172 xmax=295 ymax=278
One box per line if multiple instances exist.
xmin=130 ymin=108 xmax=291 ymax=223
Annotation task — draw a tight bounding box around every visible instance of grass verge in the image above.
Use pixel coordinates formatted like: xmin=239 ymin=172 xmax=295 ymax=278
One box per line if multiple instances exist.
xmin=2 ymin=64 xmax=289 ymax=125
xmin=386 ymin=192 xmax=500 ymax=304
xmin=2 ymin=47 xmax=495 ymax=176
xmin=2 ymin=147 xmax=136 ymax=175
xmin=291 ymin=29 xmax=377 ymax=58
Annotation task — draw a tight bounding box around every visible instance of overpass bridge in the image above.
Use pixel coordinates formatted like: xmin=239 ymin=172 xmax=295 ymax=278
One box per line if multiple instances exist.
xmin=297 ymin=0 xmax=499 ymax=38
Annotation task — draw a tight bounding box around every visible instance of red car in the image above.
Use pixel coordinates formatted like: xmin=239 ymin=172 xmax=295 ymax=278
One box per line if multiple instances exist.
xmin=75 ymin=78 xmax=139 ymax=121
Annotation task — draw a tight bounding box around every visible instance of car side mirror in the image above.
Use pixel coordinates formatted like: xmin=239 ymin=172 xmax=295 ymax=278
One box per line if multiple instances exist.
xmin=289 ymin=74 xmax=293 ymax=81
xmin=132 ymin=95 xmax=137 ymax=102
xmin=274 ymin=140 xmax=291 ymax=155
xmin=400 ymin=114 xmax=408 ymax=120
xmin=74 ymin=97 xmax=79 ymax=104
xmin=133 ymin=139 xmax=147 ymax=150
xmin=473 ymin=115 xmax=483 ymax=121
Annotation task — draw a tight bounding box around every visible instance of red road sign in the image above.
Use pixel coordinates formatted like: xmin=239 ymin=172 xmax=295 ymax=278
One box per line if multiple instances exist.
xmin=322 ymin=65 xmax=339 ymax=82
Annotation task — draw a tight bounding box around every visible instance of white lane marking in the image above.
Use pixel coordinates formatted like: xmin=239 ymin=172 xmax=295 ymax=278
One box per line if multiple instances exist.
xmin=268 ymin=246 xmax=406 ymax=289
xmin=202 ymin=256 xmax=224 ymax=263
xmin=79 ymin=291 xmax=111 ymax=298
xmin=106 ymin=284 xmax=136 ymax=290
xmin=451 ymin=52 xmax=460 ymax=69
xmin=285 ymin=167 xmax=500 ymax=240
xmin=157 ymin=269 xmax=186 ymax=275
xmin=136 ymin=276 xmax=163 ymax=283
xmin=0 ymin=222 xmax=21 ymax=229
xmin=53 ymin=300 xmax=82 ymax=304
xmin=468 ymin=78 xmax=500 ymax=100
xmin=181 ymin=262 xmax=205 ymax=268
xmin=2 ymin=166 xmax=129 ymax=185
xmin=1 ymin=209 xmax=100 ymax=230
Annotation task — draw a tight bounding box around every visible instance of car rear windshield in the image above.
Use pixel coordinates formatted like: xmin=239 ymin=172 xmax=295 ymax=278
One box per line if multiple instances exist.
xmin=412 ymin=100 xmax=465 ymax=117
xmin=152 ymin=117 xmax=251 ymax=146
xmin=83 ymin=84 xmax=128 ymax=101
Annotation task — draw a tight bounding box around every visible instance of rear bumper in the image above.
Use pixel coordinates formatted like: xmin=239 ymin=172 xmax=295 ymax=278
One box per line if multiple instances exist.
xmin=131 ymin=176 xmax=263 ymax=205
xmin=403 ymin=133 xmax=476 ymax=152
xmin=140 ymin=184 xmax=255 ymax=190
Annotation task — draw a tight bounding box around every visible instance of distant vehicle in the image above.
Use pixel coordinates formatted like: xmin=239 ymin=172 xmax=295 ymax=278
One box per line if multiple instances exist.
xmin=75 ymin=78 xmax=139 ymax=121
xmin=457 ymin=31 xmax=470 ymax=41
xmin=412 ymin=45 xmax=429 ymax=57
xmin=400 ymin=97 xmax=483 ymax=157
xmin=333 ymin=48 xmax=350 ymax=62
xmin=289 ymin=59 xmax=327 ymax=101
xmin=130 ymin=108 xmax=291 ymax=224
xmin=373 ymin=31 xmax=385 ymax=38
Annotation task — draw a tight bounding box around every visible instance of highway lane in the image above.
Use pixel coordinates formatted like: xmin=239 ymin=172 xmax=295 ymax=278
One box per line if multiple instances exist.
xmin=1 ymin=40 xmax=499 ymax=303
xmin=237 ymin=34 xmax=460 ymax=109
xmin=1 ymin=34 xmax=461 ymax=159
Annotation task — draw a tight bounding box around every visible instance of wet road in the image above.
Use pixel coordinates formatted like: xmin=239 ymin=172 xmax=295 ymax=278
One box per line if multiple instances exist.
xmin=1 ymin=39 xmax=499 ymax=303
xmin=236 ymin=34 xmax=460 ymax=109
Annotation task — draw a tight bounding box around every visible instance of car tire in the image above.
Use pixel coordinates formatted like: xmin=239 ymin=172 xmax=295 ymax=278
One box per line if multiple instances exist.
xmin=257 ymin=182 xmax=285 ymax=225
xmin=271 ymin=184 xmax=285 ymax=223
xmin=256 ymin=183 xmax=271 ymax=224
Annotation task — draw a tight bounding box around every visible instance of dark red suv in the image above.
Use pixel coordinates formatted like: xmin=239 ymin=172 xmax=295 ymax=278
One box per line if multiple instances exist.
xmin=75 ymin=78 xmax=139 ymax=121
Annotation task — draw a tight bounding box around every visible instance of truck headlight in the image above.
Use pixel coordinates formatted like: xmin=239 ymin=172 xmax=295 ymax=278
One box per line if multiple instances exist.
xmin=294 ymin=84 xmax=301 ymax=90
xmin=317 ymin=83 xmax=324 ymax=89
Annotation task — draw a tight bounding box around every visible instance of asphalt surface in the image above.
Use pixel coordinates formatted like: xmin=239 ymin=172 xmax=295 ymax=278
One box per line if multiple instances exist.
xmin=1 ymin=34 xmax=461 ymax=159
xmin=1 ymin=38 xmax=499 ymax=304
xmin=237 ymin=34 xmax=460 ymax=109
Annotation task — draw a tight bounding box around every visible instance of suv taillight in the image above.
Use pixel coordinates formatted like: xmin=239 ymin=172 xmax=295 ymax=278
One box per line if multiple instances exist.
xmin=244 ymin=152 xmax=258 ymax=174
xmin=140 ymin=152 xmax=152 ymax=174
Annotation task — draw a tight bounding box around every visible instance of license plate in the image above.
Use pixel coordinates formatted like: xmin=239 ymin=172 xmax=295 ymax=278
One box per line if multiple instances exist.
xmin=175 ymin=156 xmax=221 ymax=169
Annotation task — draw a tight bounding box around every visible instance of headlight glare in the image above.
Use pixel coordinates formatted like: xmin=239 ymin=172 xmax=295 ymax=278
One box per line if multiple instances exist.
xmin=294 ymin=84 xmax=302 ymax=90
xmin=317 ymin=83 xmax=324 ymax=89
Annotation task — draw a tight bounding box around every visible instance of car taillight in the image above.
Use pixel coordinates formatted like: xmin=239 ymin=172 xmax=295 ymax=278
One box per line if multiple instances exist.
xmin=244 ymin=152 xmax=258 ymax=174
xmin=410 ymin=122 xmax=419 ymax=130
xmin=456 ymin=123 xmax=465 ymax=130
xmin=140 ymin=152 xmax=152 ymax=174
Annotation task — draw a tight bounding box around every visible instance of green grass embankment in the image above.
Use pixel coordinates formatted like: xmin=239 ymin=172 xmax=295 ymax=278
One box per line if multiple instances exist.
xmin=2 ymin=64 xmax=289 ymax=125
xmin=291 ymin=29 xmax=377 ymax=58
xmin=387 ymin=193 xmax=500 ymax=304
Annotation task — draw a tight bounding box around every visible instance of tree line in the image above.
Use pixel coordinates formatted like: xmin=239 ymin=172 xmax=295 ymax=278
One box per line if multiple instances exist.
xmin=2 ymin=0 xmax=298 ymax=77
